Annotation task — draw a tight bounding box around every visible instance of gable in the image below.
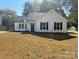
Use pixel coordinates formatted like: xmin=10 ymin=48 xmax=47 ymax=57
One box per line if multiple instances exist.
xmin=34 ymin=10 xmax=67 ymax=22
xmin=26 ymin=9 xmax=67 ymax=22
xmin=48 ymin=10 xmax=67 ymax=21
xmin=26 ymin=12 xmax=46 ymax=21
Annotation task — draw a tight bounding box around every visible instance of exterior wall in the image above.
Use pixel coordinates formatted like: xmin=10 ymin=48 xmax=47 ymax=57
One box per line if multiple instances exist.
xmin=15 ymin=19 xmax=67 ymax=33
xmin=26 ymin=21 xmax=35 ymax=32
xmin=33 ymin=10 xmax=67 ymax=33
xmin=26 ymin=22 xmax=31 ymax=31
xmin=14 ymin=22 xmax=34 ymax=32
xmin=14 ymin=11 xmax=67 ymax=33
xmin=15 ymin=22 xmax=27 ymax=31
xmin=34 ymin=17 xmax=67 ymax=33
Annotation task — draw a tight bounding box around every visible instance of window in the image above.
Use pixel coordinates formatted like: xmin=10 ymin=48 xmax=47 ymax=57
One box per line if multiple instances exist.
xmin=19 ymin=24 xmax=21 ymax=29
xmin=22 ymin=24 xmax=24 ymax=29
xmin=18 ymin=23 xmax=24 ymax=29
xmin=42 ymin=23 xmax=46 ymax=30
xmin=57 ymin=23 xmax=59 ymax=30
xmin=40 ymin=22 xmax=48 ymax=30
xmin=54 ymin=22 xmax=62 ymax=30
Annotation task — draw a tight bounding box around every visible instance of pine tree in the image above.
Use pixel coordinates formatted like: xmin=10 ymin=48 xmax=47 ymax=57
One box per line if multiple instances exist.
xmin=23 ymin=1 xmax=31 ymax=16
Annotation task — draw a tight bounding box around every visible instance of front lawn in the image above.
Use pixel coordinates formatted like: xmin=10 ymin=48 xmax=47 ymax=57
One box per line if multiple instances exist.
xmin=0 ymin=32 xmax=77 ymax=59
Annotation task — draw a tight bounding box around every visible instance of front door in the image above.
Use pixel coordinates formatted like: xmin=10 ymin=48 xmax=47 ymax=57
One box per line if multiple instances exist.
xmin=31 ymin=23 xmax=34 ymax=32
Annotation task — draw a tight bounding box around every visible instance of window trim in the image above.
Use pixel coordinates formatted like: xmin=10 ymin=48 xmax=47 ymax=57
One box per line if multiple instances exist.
xmin=18 ymin=23 xmax=25 ymax=29
xmin=22 ymin=24 xmax=24 ymax=29
xmin=19 ymin=24 xmax=21 ymax=29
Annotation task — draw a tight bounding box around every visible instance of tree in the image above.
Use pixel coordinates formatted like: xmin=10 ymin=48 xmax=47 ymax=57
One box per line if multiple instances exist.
xmin=60 ymin=0 xmax=78 ymax=29
xmin=69 ymin=0 xmax=78 ymax=29
xmin=62 ymin=0 xmax=78 ymax=29
xmin=2 ymin=8 xmax=17 ymax=30
xmin=23 ymin=1 xmax=31 ymax=16
xmin=50 ymin=0 xmax=67 ymax=17
xmin=39 ymin=0 xmax=49 ymax=12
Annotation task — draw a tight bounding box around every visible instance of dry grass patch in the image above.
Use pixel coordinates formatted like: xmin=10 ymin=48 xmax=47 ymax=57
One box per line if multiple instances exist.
xmin=0 ymin=32 xmax=77 ymax=59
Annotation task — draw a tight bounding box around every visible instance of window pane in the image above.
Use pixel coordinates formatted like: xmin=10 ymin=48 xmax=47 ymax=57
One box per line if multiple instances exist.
xmin=42 ymin=23 xmax=46 ymax=30
xmin=43 ymin=26 xmax=45 ymax=30
xmin=19 ymin=24 xmax=21 ymax=29
xmin=57 ymin=23 xmax=59 ymax=30
xmin=22 ymin=24 xmax=24 ymax=29
xmin=43 ymin=23 xmax=45 ymax=26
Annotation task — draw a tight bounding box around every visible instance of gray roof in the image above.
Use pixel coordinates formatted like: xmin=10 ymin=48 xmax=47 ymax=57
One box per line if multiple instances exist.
xmin=26 ymin=12 xmax=46 ymax=21
xmin=15 ymin=9 xmax=66 ymax=22
xmin=15 ymin=16 xmax=27 ymax=22
xmin=15 ymin=12 xmax=46 ymax=22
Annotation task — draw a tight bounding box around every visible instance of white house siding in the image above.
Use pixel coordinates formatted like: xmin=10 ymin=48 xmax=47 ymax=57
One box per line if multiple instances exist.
xmin=25 ymin=21 xmax=35 ymax=32
xmin=26 ymin=22 xmax=31 ymax=31
xmin=35 ymin=19 xmax=52 ymax=32
xmin=34 ymin=15 xmax=67 ymax=33
xmin=35 ymin=9 xmax=67 ymax=33
xmin=15 ymin=22 xmax=27 ymax=31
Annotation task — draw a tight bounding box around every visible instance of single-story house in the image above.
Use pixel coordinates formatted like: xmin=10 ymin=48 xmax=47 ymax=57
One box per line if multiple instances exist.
xmin=15 ymin=10 xmax=67 ymax=33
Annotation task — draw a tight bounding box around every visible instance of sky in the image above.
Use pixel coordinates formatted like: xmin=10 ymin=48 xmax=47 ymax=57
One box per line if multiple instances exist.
xmin=0 ymin=0 xmax=69 ymax=16
xmin=0 ymin=0 xmax=42 ymax=16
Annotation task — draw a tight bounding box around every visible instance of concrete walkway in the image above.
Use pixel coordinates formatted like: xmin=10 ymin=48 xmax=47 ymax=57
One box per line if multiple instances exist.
xmin=0 ymin=31 xmax=78 ymax=34
xmin=67 ymin=30 xmax=78 ymax=34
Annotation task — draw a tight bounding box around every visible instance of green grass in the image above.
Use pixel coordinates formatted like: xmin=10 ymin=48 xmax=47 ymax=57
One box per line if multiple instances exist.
xmin=0 ymin=32 xmax=77 ymax=59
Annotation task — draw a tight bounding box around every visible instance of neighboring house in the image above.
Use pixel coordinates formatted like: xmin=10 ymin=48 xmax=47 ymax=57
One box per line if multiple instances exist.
xmin=0 ymin=10 xmax=4 ymax=26
xmin=0 ymin=15 xmax=2 ymax=26
xmin=15 ymin=10 xmax=67 ymax=33
xmin=0 ymin=11 xmax=7 ymax=31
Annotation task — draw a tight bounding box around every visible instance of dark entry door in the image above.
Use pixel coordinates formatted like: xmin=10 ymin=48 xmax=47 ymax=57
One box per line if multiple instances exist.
xmin=31 ymin=23 xmax=34 ymax=32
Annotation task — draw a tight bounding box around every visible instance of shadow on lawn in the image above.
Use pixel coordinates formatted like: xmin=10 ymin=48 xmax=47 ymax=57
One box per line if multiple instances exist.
xmin=21 ymin=32 xmax=77 ymax=41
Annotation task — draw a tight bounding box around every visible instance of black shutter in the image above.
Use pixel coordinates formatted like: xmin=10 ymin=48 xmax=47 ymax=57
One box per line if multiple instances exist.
xmin=46 ymin=22 xmax=48 ymax=30
xmin=40 ymin=22 xmax=42 ymax=30
xmin=60 ymin=22 xmax=62 ymax=30
xmin=54 ymin=22 xmax=56 ymax=30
